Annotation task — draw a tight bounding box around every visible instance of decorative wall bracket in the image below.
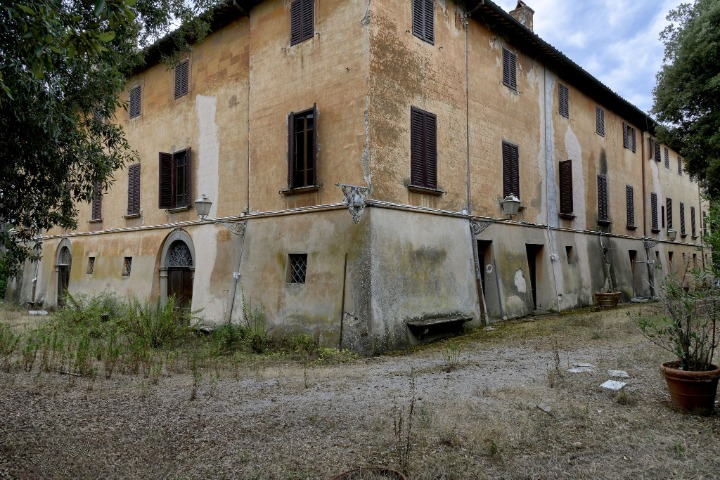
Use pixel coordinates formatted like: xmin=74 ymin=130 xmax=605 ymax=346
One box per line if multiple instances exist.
xmin=218 ymin=220 xmax=247 ymax=236
xmin=470 ymin=219 xmax=493 ymax=236
xmin=337 ymin=184 xmax=370 ymax=224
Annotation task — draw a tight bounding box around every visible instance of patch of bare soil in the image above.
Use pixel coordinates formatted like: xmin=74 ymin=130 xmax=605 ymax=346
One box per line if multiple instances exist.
xmin=1 ymin=304 xmax=720 ymax=479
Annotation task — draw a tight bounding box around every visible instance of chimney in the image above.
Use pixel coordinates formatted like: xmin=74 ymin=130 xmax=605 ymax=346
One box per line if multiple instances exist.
xmin=509 ymin=1 xmax=534 ymax=31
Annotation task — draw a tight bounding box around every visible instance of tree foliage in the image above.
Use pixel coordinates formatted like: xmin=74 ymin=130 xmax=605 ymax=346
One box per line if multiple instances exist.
xmin=0 ymin=0 xmax=222 ymax=275
xmin=653 ymin=0 xmax=720 ymax=198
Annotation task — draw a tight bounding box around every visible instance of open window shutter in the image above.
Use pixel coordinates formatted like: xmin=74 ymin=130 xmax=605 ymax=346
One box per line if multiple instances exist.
xmin=184 ymin=148 xmax=192 ymax=207
xmin=559 ymin=160 xmax=573 ymax=214
xmin=159 ymin=152 xmax=173 ymax=209
xmin=128 ymin=163 xmax=141 ymax=215
xmin=511 ymin=144 xmax=519 ymax=198
xmin=288 ymin=112 xmax=296 ymax=189
xmin=425 ymin=111 xmax=437 ymax=189
xmin=311 ymin=103 xmax=318 ymax=186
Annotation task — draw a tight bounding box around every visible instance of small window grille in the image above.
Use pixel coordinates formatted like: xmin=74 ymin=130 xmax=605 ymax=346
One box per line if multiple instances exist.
xmin=122 ymin=257 xmax=132 ymax=277
xmin=502 ymin=48 xmax=517 ymax=90
xmin=174 ymin=60 xmax=189 ymax=99
xmin=595 ymin=107 xmax=605 ymax=136
xmin=664 ymin=147 xmax=670 ymax=169
xmin=87 ymin=257 xmax=95 ymax=275
xmin=558 ymin=84 xmax=569 ymax=118
xmin=129 ymin=85 xmax=141 ymax=118
xmin=288 ymin=254 xmax=307 ymax=284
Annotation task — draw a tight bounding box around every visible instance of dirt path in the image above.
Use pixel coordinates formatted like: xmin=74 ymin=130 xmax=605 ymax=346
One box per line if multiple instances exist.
xmin=1 ymin=304 xmax=719 ymax=479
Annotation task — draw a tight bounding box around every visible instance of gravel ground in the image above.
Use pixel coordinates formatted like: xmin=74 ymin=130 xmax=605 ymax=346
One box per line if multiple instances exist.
xmin=1 ymin=304 xmax=720 ymax=479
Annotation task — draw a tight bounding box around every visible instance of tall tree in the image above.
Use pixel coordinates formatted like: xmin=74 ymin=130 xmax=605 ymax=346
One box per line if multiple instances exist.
xmin=653 ymin=0 xmax=720 ymax=197
xmin=0 ymin=0 xmax=221 ymax=274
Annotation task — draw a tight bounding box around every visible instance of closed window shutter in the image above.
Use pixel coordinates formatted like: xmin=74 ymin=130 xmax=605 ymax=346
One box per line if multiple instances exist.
xmin=425 ymin=111 xmax=437 ymax=189
xmin=302 ymin=0 xmax=314 ymax=41
xmin=410 ymin=107 xmax=437 ymax=189
xmin=288 ymin=111 xmax=296 ymax=188
xmin=558 ymin=84 xmax=569 ymax=118
xmin=597 ymin=175 xmax=608 ymax=222
xmin=412 ymin=0 xmax=424 ymax=38
xmin=559 ymin=160 xmax=573 ymax=214
xmin=664 ymin=147 xmax=670 ymax=168
xmin=412 ymin=0 xmax=433 ymax=43
xmin=626 ymin=185 xmax=634 ymax=227
xmin=127 ymin=163 xmax=141 ymax=215
xmin=174 ymin=60 xmax=189 ymax=99
xmin=503 ymin=142 xmax=519 ymax=199
xmin=129 ymin=86 xmax=141 ymax=118
xmin=666 ymin=197 xmax=672 ymax=229
xmin=680 ymin=202 xmax=686 ymax=236
xmin=159 ymin=152 xmax=174 ymax=209
xmin=311 ymin=103 xmax=318 ymax=186
xmin=503 ymin=48 xmax=517 ymax=90
xmin=290 ymin=1 xmax=303 ymax=44
xmin=631 ymin=127 xmax=636 ymax=152
xmin=623 ymin=122 xmax=629 ymax=149
xmin=424 ymin=0 xmax=434 ymax=43
xmin=596 ymin=107 xmax=604 ymax=136
xmin=678 ymin=157 xmax=683 ymax=175
xmin=651 ymin=193 xmax=658 ymax=231
xmin=91 ymin=180 xmax=102 ymax=220
xmin=655 ymin=142 xmax=661 ymax=162
xmin=691 ymin=206 xmax=697 ymax=237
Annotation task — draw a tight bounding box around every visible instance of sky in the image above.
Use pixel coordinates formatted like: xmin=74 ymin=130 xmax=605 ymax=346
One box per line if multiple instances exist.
xmin=491 ymin=0 xmax=684 ymax=115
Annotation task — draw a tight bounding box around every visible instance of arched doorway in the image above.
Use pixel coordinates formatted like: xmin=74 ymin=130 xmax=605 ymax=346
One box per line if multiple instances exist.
xmin=55 ymin=240 xmax=72 ymax=307
xmin=159 ymin=230 xmax=195 ymax=309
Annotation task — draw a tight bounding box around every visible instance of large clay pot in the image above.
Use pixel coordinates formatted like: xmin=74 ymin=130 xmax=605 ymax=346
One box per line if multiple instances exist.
xmin=660 ymin=361 xmax=720 ymax=415
xmin=594 ymin=291 xmax=621 ymax=309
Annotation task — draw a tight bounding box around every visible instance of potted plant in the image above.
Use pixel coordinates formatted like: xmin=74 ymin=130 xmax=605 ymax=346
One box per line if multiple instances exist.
xmin=594 ymin=237 xmax=621 ymax=309
xmin=639 ymin=271 xmax=720 ymax=415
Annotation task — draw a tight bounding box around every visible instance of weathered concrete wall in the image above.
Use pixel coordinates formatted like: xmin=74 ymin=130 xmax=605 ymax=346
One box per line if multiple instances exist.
xmin=368 ymin=208 xmax=480 ymax=352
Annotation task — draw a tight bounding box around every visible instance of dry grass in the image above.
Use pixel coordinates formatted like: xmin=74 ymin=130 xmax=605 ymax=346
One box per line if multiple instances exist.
xmin=1 ymin=303 xmax=719 ymax=479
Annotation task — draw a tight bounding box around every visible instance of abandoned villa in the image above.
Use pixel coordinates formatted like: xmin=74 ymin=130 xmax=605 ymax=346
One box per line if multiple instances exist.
xmin=8 ymin=0 xmax=709 ymax=353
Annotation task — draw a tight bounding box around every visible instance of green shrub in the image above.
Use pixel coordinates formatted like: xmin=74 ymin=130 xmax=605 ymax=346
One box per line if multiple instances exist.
xmin=123 ymin=296 xmax=191 ymax=348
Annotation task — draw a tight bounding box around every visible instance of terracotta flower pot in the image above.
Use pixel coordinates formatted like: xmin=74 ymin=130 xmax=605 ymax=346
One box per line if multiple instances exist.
xmin=594 ymin=291 xmax=621 ymax=309
xmin=660 ymin=361 xmax=720 ymax=415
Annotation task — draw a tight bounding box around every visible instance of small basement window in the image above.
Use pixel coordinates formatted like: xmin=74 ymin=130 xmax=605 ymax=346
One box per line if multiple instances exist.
xmin=87 ymin=257 xmax=95 ymax=275
xmin=122 ymin=257 xmax=132 ymax=277
xmin=288 ymin=254 xmax=307 ymax=284
xmin=565 ymin=246 xmax=574 ymax=264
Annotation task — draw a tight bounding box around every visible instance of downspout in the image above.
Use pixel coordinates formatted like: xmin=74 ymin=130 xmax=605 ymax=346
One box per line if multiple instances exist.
xmin=641 ymin=129 xmax=655 ymax=297
xmin=542 ymin=64 xmax=561 ymax=312
xmin=225 ymin=223 xmax=249 ymax=323
xmin=246 ymin=10 xmax=252 ymax=212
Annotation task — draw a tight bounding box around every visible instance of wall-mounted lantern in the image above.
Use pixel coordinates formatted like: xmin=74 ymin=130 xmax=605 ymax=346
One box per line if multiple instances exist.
xmin=667 ymin=228 xmax=677 ymax=241
xmin=195 ymin=194 xmax=212 ymax=220
xmin=500 ymin=194 xmax=521 ymax=218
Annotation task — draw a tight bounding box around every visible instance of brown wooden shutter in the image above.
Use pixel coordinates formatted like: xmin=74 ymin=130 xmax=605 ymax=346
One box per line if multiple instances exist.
xmin=410 ymin=107 xmax=425 ymax=187
xmin=691 ymin=206 xmax=697 ymax=237
xmin=651 ymin=193 xmax=658 ymax=231
xmin=424 ymin=0 xmax=434 ymax=43
xmin=558 ymin=84 xmax=569 ymax=118
xmin=129 ymin=86 xmax=141 ymax=119
xmin=559 ymin=160 xmax=573 ymax=214
xmin=597 ymin=175 xmax=608 ymax=222
xmin=174 ymin=61 xmax=189 ymax=99
xmin=425 ymin=110 xmax=437 ymax=189
xmin=622 ymin=122 xmax=629 ymax=149
xmin=503 ymin=48 xmax=517 ymax=89
xmin=502 ymin=142 xmax=519 ymax=198
xmin=127 ymin=163 xmax=141 ymax=215
xmin=91 ymin=180 xmax=102 ymax=220
xmin=631 ymin=127 xmax=636 ymax=152
xmin=183 ymin=148 xmax=192 ymax=208
xmin=412 ymin=0 xmax=424 ymax=38
xmin=412 ymin=0 xmax=433 ymax=43
xmin=680 ymin=202 xmax=686 ymax=236
xmin=288 ymin=111 xmax=296 ymax=189
xmin=596 ymin=107 xmax=604 ymax=136
xmin=291 ymin=0 xmax=314 ymax=45
xmin=655 ymin=142 xmax=661 ymax=162
xmin=159 ymin=152 xmax=173 ymax=209
xmin=626 ymin=185 xmax=634 ymax=227
xmin=666 ymin=197 xmax=673 ymax=229
xmin=302 ymin=0 xmax=314 ymax=41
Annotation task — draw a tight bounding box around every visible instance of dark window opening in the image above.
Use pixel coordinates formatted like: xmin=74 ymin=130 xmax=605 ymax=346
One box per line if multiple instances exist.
xmin=174 ymin=60 xmax=189 ymax=99
xmin=559 ymin=159 xmax=573 ymax=216
xmin=596 ymin=107 xmax=605 ymax=136
xmin=87 ymin=257 xmax=95 ymax=275
xmin=622 ymin=122 xmax=636 ymax=152
xmin=290 ymin=0 xmax=314 ymax=45
xmin=129 ymin=85 xmax=141 ymax=118
xmin=288 ymin=254 xmax=307 ymax=284
xmin=664 ymin=147 xmax=670 ymax=169
xmin=597 ymin=174 xmax=609 ymax=224
xmin=565 ymin=245 xmax=574 ymax=264
xmin=502 ymin=48 xmax=517 ymax=90
xmin=122 ymin=257 xmax=132 ymax=277
xmin=159 ymin=149 xmax=192 ymax=209
xmin=558 ymin=84 xmax=569 ymax=118
xmin=288 ymin=106 xmax=318 ymax=189
xmin=127 ymin=163 xmax=141 ymax=215
xmin=410 ymin=107 xmax=438 ymax=189
xmin=661 ymin=205 xmax=665 ymax=229
xmin=669 ymin=251 xmax=674 ymax=265
xmin=655 ymin=142 xmax=661 ymax=162
xmin=502 ymin=141 xmax=520 ymax=199
xmin=691 ymin=206 xmax=697 ymax=238
xmin=412 ymin=0 xmax=434 ymax=44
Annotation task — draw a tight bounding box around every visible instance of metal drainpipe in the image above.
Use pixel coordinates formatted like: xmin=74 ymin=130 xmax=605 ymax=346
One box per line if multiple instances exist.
xmin=225 ymin=224 xmax=249 ymax=323
xmin=641 ymin=130 xmax=655 ymax=297
xmin=246 ymin=11 xmax=252 ymax=212
xmin=542 ymin=65 xmax=561 ymax=312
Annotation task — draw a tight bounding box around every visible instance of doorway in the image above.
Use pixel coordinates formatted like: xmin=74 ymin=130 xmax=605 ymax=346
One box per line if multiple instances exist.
xmin=56 ymin=243 xmax=72 ymax=307
xmin=629 ymin=250 xmax=637 ymax=298
xmin=526 ymin=244 xmax=543 ymax=310
xmin=159 ymin=229 xmax=196 ymax=310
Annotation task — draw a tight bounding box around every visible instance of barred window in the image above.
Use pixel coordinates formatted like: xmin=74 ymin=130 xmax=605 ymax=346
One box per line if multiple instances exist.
xmin=651 ymin=193 xmax=659 ymax=232
xmin=288 ymin=254 xmax=307 ymax=284
xmin=597 ymin=174 xmax=609 ymax=224
xmin=558 ymin=84 xmax=569 ymax=118
xmin=626 ymin=185 xmax=635 ymax=228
